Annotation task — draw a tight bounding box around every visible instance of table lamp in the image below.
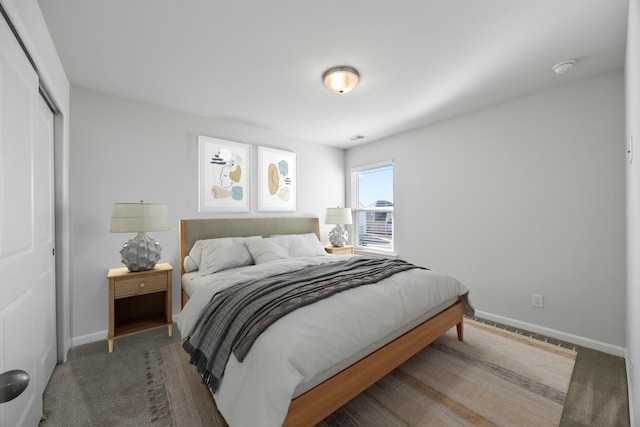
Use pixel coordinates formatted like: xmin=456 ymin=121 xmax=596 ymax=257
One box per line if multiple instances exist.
xmin=325 ymin=207 xmax=352 ymax=247
xmin=110 ymin=201 xmax=169 ymax=271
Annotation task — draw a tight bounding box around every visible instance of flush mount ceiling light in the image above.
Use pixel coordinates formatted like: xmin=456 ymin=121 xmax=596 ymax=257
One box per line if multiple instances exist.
xmin=322 ymin=66 xmax=360 ymax=94
xmin=552 ymin=60 xmax=576 ymax=75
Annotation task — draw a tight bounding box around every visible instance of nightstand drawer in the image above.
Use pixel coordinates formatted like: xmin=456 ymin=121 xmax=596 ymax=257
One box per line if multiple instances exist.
xmin=114 ymin=274 xmax=168 ymax=298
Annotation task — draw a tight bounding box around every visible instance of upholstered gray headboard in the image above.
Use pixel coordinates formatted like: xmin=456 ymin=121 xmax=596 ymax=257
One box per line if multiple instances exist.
xmin=178 ymin=217 xmax=320 ymax=306
xmin=179 ymin=217 xmax=319 ymax=270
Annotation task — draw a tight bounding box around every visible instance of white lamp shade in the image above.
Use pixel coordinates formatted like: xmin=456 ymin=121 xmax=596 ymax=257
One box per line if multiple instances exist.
xmin=325 ymin=207 xmax=353 ymax=225
xmin=110 ymin=202 xmax=169 ymax=233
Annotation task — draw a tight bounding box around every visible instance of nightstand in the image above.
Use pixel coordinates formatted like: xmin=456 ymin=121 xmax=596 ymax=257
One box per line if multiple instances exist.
xmin=324 ymin=245 xmax=354 ymax=255
xmin=107 ymin=263 xmax=173 ymax=352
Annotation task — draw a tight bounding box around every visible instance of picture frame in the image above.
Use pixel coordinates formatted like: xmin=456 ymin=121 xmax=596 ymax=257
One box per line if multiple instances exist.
xmin=257 ymin=146 xmax=296 ymax=212
xmin=198 ymin=135 xmax=251 ymax=212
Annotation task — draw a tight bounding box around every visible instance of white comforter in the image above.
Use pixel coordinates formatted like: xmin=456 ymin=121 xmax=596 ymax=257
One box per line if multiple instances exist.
xmin=178 ymin=255 xmax=469 ymax=427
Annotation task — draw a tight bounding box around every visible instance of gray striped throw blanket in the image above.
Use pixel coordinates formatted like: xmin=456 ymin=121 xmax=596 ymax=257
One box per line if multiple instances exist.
xmin=183 ymin=256 xmax=426 ymax=393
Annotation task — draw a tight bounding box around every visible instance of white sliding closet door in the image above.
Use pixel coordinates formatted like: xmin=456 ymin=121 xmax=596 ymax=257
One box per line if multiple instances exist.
xmin=35 ymin=93 xmax=57 ymax=400
xmin=0 ymin=9 xmax=56 ymax=427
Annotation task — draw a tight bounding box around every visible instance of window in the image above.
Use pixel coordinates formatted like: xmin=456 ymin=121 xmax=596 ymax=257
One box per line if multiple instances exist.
xmin=351 ymin=162 xmax=394 ymax=253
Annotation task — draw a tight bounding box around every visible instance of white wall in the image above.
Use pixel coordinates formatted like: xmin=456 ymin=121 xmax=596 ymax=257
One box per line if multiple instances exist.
xmin=69 ymin=86 xmax=345 ymax=344
xmin=347 ymin=70 xmax=626 ymax=353
xmin=626 ymin=0 xmax=640 ymax=423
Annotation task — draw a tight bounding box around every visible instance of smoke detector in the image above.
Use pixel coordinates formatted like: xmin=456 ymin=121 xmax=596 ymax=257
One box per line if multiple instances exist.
xmin=552 ymin=60 xmax=576 ymax=75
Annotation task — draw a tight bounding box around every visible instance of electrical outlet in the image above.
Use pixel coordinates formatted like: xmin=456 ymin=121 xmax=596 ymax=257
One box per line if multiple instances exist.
xmin=532 ymin=293 xmax=544 ymax=308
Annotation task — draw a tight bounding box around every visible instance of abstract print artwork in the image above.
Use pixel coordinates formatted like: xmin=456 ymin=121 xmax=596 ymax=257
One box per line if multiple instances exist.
xmin=258 ymin=146 xmax=296 ymax=211
xmin=198 ymin=136 xmax=251 ymax=212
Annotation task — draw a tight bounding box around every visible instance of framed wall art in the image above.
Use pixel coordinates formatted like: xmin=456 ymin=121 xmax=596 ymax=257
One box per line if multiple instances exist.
xmin=198 ymin=135 xmax=251 ymax=212
xmin=257 ymin=146 xmax=296 ymax=212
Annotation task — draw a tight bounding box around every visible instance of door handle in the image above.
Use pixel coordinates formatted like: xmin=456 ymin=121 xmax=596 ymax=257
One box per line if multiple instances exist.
xmin=0 ymin=370 xmax=30 ymax=403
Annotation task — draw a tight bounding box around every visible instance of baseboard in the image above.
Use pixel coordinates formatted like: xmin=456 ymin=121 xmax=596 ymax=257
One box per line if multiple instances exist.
xmin=72 ymin=330 xmax=106 ymax=347
xmin=474 ymin=310 xmax=626 ymax=358
xmin=71 ymin=314 xmax=182 ymax=348
xmin=72 ymin=310 xmax=625 ymax=357
xmin=58 ymin=337 xmax=72 ymax=363
xmin=626 ymin=349 xmax=636 ymax=427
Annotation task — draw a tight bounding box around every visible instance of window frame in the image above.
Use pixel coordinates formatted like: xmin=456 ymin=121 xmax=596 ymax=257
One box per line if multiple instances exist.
xmin=350 ymin=161 xmax=395 ymax=256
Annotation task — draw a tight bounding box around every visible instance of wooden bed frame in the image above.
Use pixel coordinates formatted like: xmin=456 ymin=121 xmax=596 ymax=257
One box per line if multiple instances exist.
xmin=179 ymin=217 xmax=464 ymax=426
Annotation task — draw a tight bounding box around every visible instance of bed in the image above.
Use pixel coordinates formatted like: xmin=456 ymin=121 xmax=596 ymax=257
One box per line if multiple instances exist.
xmin=177 ymin=217 xmax=472 ymax=426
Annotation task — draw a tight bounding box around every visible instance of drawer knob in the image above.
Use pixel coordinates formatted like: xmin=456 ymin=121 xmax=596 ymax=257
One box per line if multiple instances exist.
xmin=139 ymin=282 xmax=146 ymax=288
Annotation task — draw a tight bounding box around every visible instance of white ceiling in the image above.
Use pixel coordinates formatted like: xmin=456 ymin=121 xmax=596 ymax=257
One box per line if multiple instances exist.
xmin=38 ymin=0 xmax=628 ymax=149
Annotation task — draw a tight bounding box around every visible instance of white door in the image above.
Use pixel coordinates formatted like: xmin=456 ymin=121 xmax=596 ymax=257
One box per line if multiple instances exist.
xmin=0 ymin=10 xmax=56 ymax=427
xmin=34 ymin=94 xmax=57 ymax=399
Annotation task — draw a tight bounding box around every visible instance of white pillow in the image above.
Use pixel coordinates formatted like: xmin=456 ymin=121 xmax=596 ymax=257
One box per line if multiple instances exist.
xmin=245 ymin=238 xmax=290 ymax=264
xmin=183 ymin=240 xmax=205 ymax=273
xmin=183 ymin=255 xmax=199 ymax=273
xmin=247 ymin=233 xmax=327 ymax=264
xmin=286 ymin=233 xmax=327 ymax=257
xmin=186 ymin=236 xmax=261 ymax=274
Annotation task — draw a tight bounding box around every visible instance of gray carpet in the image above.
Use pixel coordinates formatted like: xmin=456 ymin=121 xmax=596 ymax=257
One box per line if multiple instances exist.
xmin=561 ymin=346 xmax=630 ymax=426
xmin=40 ymin=320 xmax=630 ymax=426
xmin=41 ymin=327 xmax=180 ymax=427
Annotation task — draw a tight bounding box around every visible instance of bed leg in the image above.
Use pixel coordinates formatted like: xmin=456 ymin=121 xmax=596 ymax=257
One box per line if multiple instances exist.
xmin=456 ymin=321 xmax=464 ymax=341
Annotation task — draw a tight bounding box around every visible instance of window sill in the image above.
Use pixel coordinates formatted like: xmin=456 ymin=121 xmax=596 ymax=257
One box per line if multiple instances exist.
xmin=354 ymin=247 xmax=398 ymax=258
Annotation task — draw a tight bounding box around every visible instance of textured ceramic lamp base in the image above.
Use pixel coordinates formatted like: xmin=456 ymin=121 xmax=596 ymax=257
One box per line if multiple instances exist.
xmin=328 ymin=224 xmax=349 ymax=247
xmin=120 ymin=232 xmax=162 ymax=271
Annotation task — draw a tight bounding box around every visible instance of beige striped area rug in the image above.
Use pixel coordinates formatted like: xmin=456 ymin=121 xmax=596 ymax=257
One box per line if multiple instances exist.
xmin=160 ymin=319 xmax=576 ymax=426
